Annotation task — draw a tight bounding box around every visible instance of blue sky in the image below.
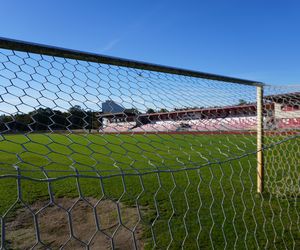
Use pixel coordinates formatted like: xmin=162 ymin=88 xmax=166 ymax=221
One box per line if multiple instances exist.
xmin=0 ymin=0 xmax=299 ymax=86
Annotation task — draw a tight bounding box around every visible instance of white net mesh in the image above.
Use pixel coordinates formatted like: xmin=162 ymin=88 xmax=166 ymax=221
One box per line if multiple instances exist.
xmin=0 ymin=40 xmax=299 ymax=249
xmin=263 ymin=86 xmax=300 ymax=198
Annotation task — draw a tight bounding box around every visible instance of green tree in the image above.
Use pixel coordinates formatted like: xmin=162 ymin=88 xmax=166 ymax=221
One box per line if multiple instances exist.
xmin=159 ymin=108 xmax=168 ymax=113
xmin=238 ymin=99 xmax=248 ymax=105
xmin=146 ymin=108 xmax=155 ymax=114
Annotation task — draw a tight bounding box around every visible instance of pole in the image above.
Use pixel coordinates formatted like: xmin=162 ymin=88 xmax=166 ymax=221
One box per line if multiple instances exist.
xmin=257 ymin=86 xmax=264 ymax=193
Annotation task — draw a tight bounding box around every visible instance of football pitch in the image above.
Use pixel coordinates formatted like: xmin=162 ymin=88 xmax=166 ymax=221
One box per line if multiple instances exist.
xmin=0 ymin=133 xmax=299 ymax=249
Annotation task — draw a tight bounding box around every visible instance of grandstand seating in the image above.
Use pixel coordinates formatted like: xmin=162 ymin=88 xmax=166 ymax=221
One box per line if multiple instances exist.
xmin=100 ymin=117 xmax=299 ymax=133
xmin=100 ymin=122 xmax=135 ymax=133
xmin=277 ymin=118 xmax=300 ymax=129
xmin=101 ymin=117 xmax=258 ymax=133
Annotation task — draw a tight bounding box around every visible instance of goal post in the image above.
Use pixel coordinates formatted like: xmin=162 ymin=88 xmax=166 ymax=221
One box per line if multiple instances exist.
xmin=256 ymin=86 xmax=264 ymax=193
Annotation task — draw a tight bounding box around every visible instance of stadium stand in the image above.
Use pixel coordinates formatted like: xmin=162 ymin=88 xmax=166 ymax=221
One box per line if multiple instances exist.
xmin=99 ymin=93 xmax=300 ymax=133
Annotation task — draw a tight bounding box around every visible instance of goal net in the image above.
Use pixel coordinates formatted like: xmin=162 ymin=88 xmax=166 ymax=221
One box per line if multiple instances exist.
xmin=0 ymin=38 xmax=299 ymax=249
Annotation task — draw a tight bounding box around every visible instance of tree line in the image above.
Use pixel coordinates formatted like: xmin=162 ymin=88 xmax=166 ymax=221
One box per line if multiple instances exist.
xmin=0 ymin=105 xmax=100 ymax=133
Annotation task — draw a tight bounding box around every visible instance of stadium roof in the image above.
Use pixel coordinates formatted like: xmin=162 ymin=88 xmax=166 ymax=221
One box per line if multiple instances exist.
xmin=99 ymin=103 xmax=276 ymax=118
xmin=139 ymin=104 xmax=259 ymax=117
xmin=99 ymin=109 xmax=139 ymax=117
xmin=264 ymin=92 xmax=300 ymax=104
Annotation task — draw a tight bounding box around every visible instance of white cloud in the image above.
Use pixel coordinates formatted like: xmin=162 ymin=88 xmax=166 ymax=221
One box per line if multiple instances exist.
xmin=100 ymin=38 xmax=121 ymax=53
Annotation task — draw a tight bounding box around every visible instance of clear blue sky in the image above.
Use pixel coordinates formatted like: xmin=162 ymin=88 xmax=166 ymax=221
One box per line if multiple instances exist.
xmin=0 ymin=0 xmax=299 ymax=85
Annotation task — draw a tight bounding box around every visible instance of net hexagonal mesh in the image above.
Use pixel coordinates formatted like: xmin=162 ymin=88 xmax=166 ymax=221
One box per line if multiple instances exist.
xmin=0 ymin=39 xmax=299 ymax=249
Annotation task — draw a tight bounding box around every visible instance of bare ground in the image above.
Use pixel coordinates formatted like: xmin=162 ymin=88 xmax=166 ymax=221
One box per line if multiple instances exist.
xmin=4 ymin=197 xmax=145 ymax=250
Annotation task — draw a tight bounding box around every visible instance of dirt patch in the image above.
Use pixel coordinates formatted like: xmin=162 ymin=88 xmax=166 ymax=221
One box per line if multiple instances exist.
xmin=5 ymin=197 xmax=145 ymax=249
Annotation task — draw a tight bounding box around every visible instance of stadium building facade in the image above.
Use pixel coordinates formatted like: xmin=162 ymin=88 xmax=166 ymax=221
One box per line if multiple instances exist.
xmin=99 ymin=93 xmax=300 ymax=133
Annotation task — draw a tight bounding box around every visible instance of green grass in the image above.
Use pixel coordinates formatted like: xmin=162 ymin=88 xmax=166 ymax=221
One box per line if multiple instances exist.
xmin=0 ymin=133 xmax=299 ymax=249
